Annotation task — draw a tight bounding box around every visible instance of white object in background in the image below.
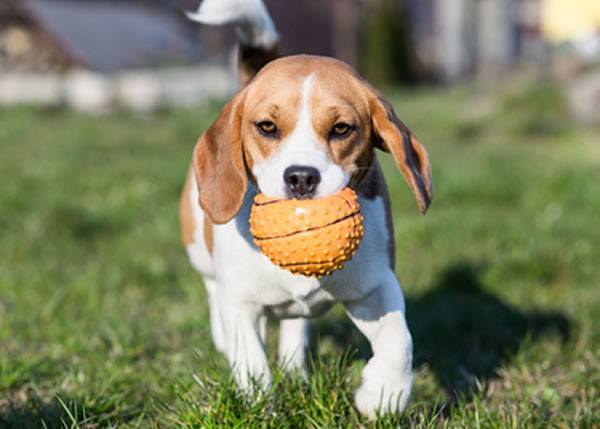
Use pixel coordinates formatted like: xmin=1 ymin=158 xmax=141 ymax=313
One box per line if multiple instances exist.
xmin=64 ymin=70 xmax=113 ymax=114
xmin=0 ymin=74 xmax=61 ymax=106
xmin=115 ymin=71 xmax=162 ymax=113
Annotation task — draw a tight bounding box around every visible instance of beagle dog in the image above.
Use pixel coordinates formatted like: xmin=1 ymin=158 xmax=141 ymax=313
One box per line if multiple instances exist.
xmin=181 ymin=0 xmax=432 ymax=418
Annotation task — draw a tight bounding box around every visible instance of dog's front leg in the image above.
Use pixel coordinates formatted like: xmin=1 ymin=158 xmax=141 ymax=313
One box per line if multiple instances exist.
xmin=344 ymin=272 xmax=413 ymax=419
xmin=218 ymin=287 xmax=271 ymax=391
xmin=278 ymin=318 xmax=309 ymax=375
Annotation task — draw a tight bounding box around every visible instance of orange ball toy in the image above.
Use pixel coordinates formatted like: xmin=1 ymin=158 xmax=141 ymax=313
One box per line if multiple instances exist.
xmin=249 ymin=188 xmax=364 ymax=277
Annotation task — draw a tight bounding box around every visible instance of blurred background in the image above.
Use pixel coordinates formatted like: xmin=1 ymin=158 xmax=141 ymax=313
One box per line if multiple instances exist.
xmin=0 ymin=1 xmax=598 ymax=427
xmin=0 ymin=0 xmax=599 ymax=119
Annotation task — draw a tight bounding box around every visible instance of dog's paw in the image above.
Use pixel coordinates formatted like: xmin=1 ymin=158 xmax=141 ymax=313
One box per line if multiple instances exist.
xmin=354 ymin=376 xmax=412 ymax=420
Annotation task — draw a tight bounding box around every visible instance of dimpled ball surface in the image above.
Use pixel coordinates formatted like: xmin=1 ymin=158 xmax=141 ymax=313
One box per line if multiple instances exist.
xmin=249 ymin=188 xmax=364 ymax=277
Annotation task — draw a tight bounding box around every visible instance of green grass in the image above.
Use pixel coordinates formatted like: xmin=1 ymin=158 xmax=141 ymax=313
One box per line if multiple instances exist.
xmin=0 ymin=80 xmax=598 ymax=428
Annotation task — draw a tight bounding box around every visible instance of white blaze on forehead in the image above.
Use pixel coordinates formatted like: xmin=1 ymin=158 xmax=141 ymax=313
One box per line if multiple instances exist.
xmin=294 ymin=73 xmax=317 ymax=145
xmin=253 ymin=73 xmax=350 ymax=198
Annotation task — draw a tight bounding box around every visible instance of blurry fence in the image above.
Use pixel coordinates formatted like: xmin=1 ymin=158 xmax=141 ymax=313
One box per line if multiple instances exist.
xmin=0 ymin=65 xmax=235 ymax=113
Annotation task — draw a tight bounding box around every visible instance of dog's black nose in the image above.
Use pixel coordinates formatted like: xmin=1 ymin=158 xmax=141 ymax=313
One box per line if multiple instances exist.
xmin=284 ymin=165 xmax=321 ymax=199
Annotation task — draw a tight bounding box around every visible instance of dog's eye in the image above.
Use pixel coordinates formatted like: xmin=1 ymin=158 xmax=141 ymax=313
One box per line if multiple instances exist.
xmin=330 ymin=122 xmax=354 ymax=139
xmin=256 ymin=121 xmax=279 ymax=138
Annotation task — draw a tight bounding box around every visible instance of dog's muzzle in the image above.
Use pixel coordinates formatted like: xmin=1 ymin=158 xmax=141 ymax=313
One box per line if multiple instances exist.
xmin=283 ymin=165 xmax=321 ymax=199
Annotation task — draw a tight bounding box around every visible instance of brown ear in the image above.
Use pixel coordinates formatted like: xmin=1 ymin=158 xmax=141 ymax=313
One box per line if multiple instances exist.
xmin=368 ymin=90 xmax=433 ymax=213
xmin=192 ymin=91 xmax=248 ymax=224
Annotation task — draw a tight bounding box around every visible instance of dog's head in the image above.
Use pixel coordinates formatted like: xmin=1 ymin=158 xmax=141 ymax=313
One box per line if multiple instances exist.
xmin=193 ymin=55 xmax=432 ymax=224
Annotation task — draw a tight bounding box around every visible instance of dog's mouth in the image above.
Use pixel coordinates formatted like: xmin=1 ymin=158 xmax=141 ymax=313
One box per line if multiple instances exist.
xmin=252 ymin=183 xmax=319 ymax=200
xmin=284 ymin=191 xmax=317 ymax=200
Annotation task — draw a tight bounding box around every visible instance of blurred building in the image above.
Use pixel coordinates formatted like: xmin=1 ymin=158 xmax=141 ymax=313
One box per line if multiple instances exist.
xmin=0 ymin=0 xmax=552 ymax=81
xmin=0 ymin=0 xmax=74 ymax=72
xmin=271 ymin=0 xmax=548 ymax=83
xmin=407 ymin=0 xmax=546 ymax=81
xmin=0 ymin=0 xmax=358 ymax=75
xmin=0 ymin=0 xmax=211 ymax=73
xmin=0 ymin=0 xmax=598 ymax=115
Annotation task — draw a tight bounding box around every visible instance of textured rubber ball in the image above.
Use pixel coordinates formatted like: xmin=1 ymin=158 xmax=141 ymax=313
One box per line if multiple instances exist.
xmin=249 ymin=188 xmax=364 ymax=277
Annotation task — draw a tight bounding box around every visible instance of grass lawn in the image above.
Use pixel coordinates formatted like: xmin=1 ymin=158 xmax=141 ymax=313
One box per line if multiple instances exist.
xmin=0 ymin=80 xmax=598 ymax=428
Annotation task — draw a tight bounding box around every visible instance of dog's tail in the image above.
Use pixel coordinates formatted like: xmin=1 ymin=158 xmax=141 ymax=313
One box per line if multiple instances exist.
xmin=187 ymin=0 xmax=280 ymax=87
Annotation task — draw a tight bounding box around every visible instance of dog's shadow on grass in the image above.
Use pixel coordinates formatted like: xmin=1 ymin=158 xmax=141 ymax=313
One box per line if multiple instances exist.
xmin=0 ymin=394 xmax=70 ymax=429
xmin=0 ymin=392 xmax=139 ymax=429
xmin=312 ymin=262 xmax=571 ymax=400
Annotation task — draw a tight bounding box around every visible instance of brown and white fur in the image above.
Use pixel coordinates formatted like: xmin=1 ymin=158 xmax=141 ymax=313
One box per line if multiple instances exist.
xmin=181 ymin=0 xmax=433 ymax=419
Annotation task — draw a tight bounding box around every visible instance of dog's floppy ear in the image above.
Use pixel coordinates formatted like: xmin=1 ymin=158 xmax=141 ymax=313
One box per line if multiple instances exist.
xmin=193 ymin=90 xmax=248 ymax=224
xmin=367 ymin=88 xmax=433 ymax=213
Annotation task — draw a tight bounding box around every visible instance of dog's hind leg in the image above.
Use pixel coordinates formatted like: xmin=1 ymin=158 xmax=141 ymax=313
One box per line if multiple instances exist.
xmin=187 ymin=0 xmax=280 ymax=87
xmin=278 ymin=318 xmax=309 ymax=375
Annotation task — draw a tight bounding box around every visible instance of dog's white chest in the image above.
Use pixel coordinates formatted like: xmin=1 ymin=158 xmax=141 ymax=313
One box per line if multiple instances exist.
xmin=212 ymin=212 xmax=336 ymax=317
